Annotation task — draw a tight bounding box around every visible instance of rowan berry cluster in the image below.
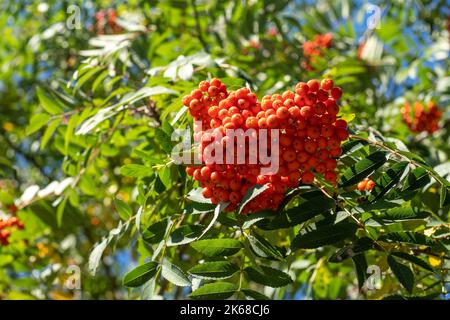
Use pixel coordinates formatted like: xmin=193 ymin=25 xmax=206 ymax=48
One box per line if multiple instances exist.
xmin=302 ymin=33 xmax=333 ymax=70
xmin=93 ymin=8 xmax=121 ymax=35
xmin=357 ymin=178 xmax=375 ymax=192
xmin=0 ymin=216 xmax=24 ymax=246
xmin=401 ymin=101 xmax=442 ymax=134
xmin=184 ymin=77 xmax=348 ymax=214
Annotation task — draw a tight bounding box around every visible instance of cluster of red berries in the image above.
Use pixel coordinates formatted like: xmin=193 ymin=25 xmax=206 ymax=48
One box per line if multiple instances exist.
xmin=183 ymin=77 xmax=348 ymax=214
xmin=302 ymin=33 xmax=333 ymax=70
xmin=357 ymin=178 xmax=375 ymax=192
xmin=93 ymin=8 xmax=121 ymax=35
xmin=0 ymin=216 xmax=24 ymax=246
xmin=401 ymin=101 xmax=442 ymax=134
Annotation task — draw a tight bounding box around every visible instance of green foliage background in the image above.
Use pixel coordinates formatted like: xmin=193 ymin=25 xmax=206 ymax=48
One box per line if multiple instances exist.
xmin=0 ymin=0 xmax=449 ymax=300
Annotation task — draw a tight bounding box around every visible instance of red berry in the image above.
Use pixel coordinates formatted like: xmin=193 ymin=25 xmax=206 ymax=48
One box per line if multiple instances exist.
xmin=331 ymin=87 xmax=342 ymax=100
xmin=301 ymin=171 xmax=315 ymax=184
xmin=321 ymin=78 xmax=334 ymax=91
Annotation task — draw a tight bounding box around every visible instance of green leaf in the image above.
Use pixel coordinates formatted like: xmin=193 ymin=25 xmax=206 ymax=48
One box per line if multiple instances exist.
xmin=329 ymin=237 xmax=374 ymax=263
xmin=341 ymin=139 xmax=368 ymax=156
xmin=167 ymin=224 xmax=204 ymax=246
xmin=440 ymin=185 xmax=450 ymax=208
xmin=352 ymin=254 xmax=368 ymax=289
xmin=189 ymin=261 xmax=239 ymax=280
xmin=189 ymin=282 xmax=238 ymax=300
xmin=241 ymin=289 xmax=270 ymax=300
xmin=374 ymin=207 xmax=430 ymax=221
xmin=157 ymin=165 xmax=172 ymax=188
xmin=161 ymin=260 xmax=191 ymax=287
xmin=244 ymin=265 xmax=292 ymax=288
xmin=397 ymin=150 xmax=427 ymax=165
xmin=391 ymin=252 xmax=433 ymax=272
xmin=191 ymin=238 xmax=242 ymax=257
xmin=368 ymin=162 xmax=409 ymax=203
xmin=242 ymin=210 xmax=276 ymax=229
xmin=403 ymin=167 xmax=430 ymax=191
xmin=41 ymin=118 xmax=60 ymax=149
xmin=387 ymin=255 xmax=414 ymax=293
xmin=37 ymin=87 xmax=64 ymax=115
xmin=56 ymin=197 xmax=68 ymax=228
xmin=379 ymin=232 xmax=434 ymax=246
xmin=155 ymin=128 xmax=173 ymax=154
xmin=246 ymin=233 xmax=285 ymax=261
xmin=238 ymin=184 xmax=269 ymax=214
xmin=123 ymin=262 xmax=159 ymax=287
xmin=120 ymin=164 xmax=152 ymax=178
xmin=265 ymin=194 xmax=335 ymax=229
xmin=338 ymin=151 xmax=387 ymax=187
xmin=64 ymin=114 xmax=77 ymax=154
xmin=291 ymin=222 xmax=358 ymax=249
xmin=142 ymin=218 xmax=171 ymax=244
xmin=114 ymin=199 xmax=132 ymax=220
xmin=26 ymin=113 xmax=50 ymax=135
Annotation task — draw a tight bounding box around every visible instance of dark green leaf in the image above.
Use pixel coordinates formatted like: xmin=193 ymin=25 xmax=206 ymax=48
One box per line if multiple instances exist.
xmin=167 ymin=224 xmax=204 ymax=246
xmin=189 ymin=282 xmax=237 ymax=300
xmin=368 ymin=162 xmax=409 ymax=203
xmin=246 ymin=233 xmax=285 ymax=261
xmin=379 ymin=232 xmax=435 ymax=246
xmin=329 ymin=237 xmax=374 ymax=262
xmin=291 ymin=222 xmax=358 ymax=249
xmin=241 ymin=289 xmax=270 ymax=300
xmin=262 ymin=193 xmax=335 ymax=229
xmin=403 ymin=168 xmax=430 ymax=191
xmin=391 ymin=252 xmax=433 ymax=272
xmin=142 ymin=218 xmax=171 ymax=244
xmin=191 ymin=238 xmax=242 ymax=257
xmin=123 ymin=262 xmax=159 ymax=287
xmin=189 ymin=261 xmax=239 ymax=279
xmin=374 ymin=207 xmax=430 ymax=221
xmin=440 ymin=185 xmax=450 ymax=208
xmin=341 ymin=139 xmax=368 ymax=155
xmin=338 ymin=151 xmax=387 ymax=187
xmin=244 ymin=265 xmax=292 ymax=288
xmin=352 ymin=254 xmax=368 ymax=289
xmin=155 ymin=128 xmax=173 ymax=154
xmin=388 ymin=255 xmax=414 ymax=293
